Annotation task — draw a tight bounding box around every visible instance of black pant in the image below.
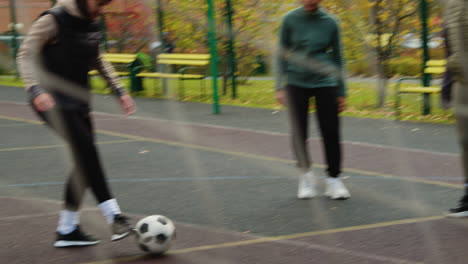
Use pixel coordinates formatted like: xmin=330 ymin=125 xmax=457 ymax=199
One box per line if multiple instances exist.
xmin=286 ymin=85 xmax=341 ymax=177
xmin=34 ymin=107 xmax=113 ymax=211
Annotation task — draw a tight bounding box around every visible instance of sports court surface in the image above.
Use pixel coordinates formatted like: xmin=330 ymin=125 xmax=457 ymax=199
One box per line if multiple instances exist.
xmin=2 ymin=85 xmax=468 ymax=264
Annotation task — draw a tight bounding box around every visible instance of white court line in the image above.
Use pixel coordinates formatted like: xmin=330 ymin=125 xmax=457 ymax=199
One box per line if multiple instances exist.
xmin=0 ymin=123 xmax=41 ymax=128
xmin=0 ymin=139 xmax=140 ymax=152
xmin=0 ymin=100 xmax=458 ymax=157
xmin=94 ymin=110 xmax=459 ymax=157
xmin=0 ymin=208 xmax=99 ymax=221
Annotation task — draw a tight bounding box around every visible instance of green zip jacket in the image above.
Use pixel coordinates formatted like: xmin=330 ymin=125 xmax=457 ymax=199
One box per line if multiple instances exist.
xmin=276 ymin=7 xmax=346 ymax=97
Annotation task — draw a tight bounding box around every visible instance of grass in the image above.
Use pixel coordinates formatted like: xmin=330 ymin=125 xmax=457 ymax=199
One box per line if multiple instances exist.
xmin=0 ymin=75 xmax=455 ymax=124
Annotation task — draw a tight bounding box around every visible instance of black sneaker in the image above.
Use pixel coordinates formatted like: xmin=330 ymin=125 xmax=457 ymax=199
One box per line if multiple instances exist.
xmin=53 ymin=226 xmax=100 ymax=248
xmin=111 ymin=214 xmax=132 ymax=241
xmin=446 ymin=195 xmax=468 ymax=217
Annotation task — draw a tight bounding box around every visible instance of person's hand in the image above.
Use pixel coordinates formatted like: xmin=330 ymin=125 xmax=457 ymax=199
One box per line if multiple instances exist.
xmin=33 ymin=93 xmax=55 ymax=112
xmin=338 ymin=96 xmax=346 ymax=113
xmin=119 ymin=94 xmax=136 ymax=115
xmin=275 ymin=89 xmax=287 ymax=106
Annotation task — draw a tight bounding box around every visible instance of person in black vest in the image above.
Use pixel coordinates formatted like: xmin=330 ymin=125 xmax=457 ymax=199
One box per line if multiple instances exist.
xmin=17 ymin=0 xmax=136 ymax=248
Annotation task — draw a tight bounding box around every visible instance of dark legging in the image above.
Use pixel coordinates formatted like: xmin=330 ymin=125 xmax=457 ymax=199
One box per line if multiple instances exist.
xmin=286 ymin=85 xmax=342 ymax=177
xmin=35 ymin=107 xmax=113 ymax=211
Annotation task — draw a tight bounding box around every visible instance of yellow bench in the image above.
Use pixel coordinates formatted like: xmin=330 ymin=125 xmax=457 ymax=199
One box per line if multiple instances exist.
xmin=136 ymin=53 xmax=211 ymax=97
xmin=395 ymin=59 xmax=446 ymax=119
xmin=88 ymin=53 xmax=138 ymax=76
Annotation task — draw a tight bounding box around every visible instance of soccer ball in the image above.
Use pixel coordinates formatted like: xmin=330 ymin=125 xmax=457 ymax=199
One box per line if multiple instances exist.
xmin=134 ymin=215 xmax=176 ymax=254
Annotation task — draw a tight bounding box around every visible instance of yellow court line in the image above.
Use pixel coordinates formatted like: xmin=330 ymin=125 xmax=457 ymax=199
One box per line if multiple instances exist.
xmin=0 ymin=115 xmax=43 ymax=124
xmin=0 ymin=114 xmax=461 ymax=190
xmin=0 ymin=123 xmax=41 ymax=128
xmin=97 ymin=129 xmax=463 ymax=190
xmin=345 ymin=167 xmax=462 ymax=189
xmin=97 ymin=129 xmax=297 ymax=165
xmin=80 ymin=215 xmax=444 ymax=264
xmin=0 ymin=139 xmax=140 ymax=152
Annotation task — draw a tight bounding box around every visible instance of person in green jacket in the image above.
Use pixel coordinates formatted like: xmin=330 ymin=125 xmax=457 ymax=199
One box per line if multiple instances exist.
xmin=444 ymin=0 xmax=468 ymax=217
xmin=275 ymin=0 xmax=350 ymax=200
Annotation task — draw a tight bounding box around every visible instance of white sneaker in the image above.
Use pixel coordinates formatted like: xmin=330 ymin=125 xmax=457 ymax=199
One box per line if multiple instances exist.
xmin=297 ymin=171 xmax=317 ymax=199
xmin=325 ymin=177 xmax=350 ymax=200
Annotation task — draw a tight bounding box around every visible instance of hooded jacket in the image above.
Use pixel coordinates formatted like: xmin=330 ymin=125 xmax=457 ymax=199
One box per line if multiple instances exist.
xmin=17 ymin=0 xmax=126 ymax=104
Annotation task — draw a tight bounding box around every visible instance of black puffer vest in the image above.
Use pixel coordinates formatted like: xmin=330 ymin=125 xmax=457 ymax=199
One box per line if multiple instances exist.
xmin=40 ymin=7 xmax=101 ymax=109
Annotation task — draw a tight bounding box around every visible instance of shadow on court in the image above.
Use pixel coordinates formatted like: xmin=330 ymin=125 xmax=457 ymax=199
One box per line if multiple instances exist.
xmin=1 ymin=85 xmax=468 ymax=264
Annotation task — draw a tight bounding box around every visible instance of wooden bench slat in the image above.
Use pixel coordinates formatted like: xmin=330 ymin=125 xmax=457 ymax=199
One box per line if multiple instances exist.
xmin=137 ymin=73 xmax=183 ymax=78
xmin=137 ymin=72 xmax=204 ymax=79
xmin=101 ymin=54 xmax=137 ymax=64
xmin=426 ymin=60 xmax=447 ymax=66
xmin=424 ymin=67 xmax=446 ymax=74
xmin=157 ymin=54 xmax=210 ymax=60
xmin=89 ymin=70 xmax=130 ymax=76
xmin=102 ymin=54 xmax=137 ymax=59
xmin=179 ymin=74 xmax=205 ymax=79
xmin=115 ymin=72 xmax=131 ymax=76
xmin=103 ymin=59 xmax=136 ymax=64
xmin=157 ymin=59 xmax=209 ymax=66
xmin=399 ymin=87 xmax=441 ymax=94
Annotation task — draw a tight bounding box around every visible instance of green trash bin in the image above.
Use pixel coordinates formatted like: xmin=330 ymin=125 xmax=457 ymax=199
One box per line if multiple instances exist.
xmin=130 ymin=53 xmax=155 ymax=92
xmin=255 ymin=55 xmax=267 ymax=75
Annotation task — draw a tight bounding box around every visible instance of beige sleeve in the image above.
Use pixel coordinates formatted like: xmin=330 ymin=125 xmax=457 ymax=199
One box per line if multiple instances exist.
xmin=94 ymin=53 xmax=128 ymax=96
xmin=17 ymin=14 xmax=58 ymax=91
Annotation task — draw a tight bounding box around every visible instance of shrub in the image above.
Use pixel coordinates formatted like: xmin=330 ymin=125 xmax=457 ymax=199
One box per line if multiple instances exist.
xmin=387 ymin=57 xmax=421 ymax=77
xmin=347 ymin=60 xmax=371 ymax=76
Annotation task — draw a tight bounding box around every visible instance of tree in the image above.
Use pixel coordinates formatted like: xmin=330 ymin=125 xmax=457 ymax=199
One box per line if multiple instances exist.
xmin=330 ymin=0 xmax=426 ymax=107
xmin=369 ymin=0 xmax=421 ymax=107
xmin=104 ymin=0 xmax=154 ymax=53
xmin=159 ymin=0 xmax=292 ymax=93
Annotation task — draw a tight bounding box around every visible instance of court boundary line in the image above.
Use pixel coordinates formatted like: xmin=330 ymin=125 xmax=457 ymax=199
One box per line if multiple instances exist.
xmin=97 ymin=129 xmax=463 ymax=190
xmin=0 ymin=100 xmax=458 ymax=157
xmin=93 ymin=110 xmax=458 ymax=157
xmin=0 ymin=139 xmax=141 ymax=152
xmin=0 ymin=208 xmax=100 ymax=221
xmin=0 ymin=195 xmax=428 ymax=264
xmin=0 ymin=123 xmax=43 ymax=128
xmin=1 ymin=174 xmax=462 ymax=189
xmin=0 ymin=114 xmax=461 ymax=190
xmin=80 ymin=215 xmax=443 ymax=264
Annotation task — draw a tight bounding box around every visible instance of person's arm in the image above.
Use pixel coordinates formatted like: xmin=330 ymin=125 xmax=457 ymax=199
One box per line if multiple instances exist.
xmin=94 ymin=52 xmax=136 ymax=115
xmin=17 ymin=14 xmax=57 ymax=99
xmin=275 ymin=18 xmax=289 ymax=92
xmin=94 ymin=53 xmax=128 ymax=97
xmin=330 ymin=20 xmax=347 ymax=98
xmin=330 ymin=19 xmax=347 ymax=112
xmin=275 ymin=17 xmax=290 ymax=106
xmin=17 ymin=14 xmax=57 ymax=111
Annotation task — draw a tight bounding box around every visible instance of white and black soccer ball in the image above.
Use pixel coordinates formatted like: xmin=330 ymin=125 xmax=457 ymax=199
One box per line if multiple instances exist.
xmin=134 ymin=215 xmax=176 ymax=254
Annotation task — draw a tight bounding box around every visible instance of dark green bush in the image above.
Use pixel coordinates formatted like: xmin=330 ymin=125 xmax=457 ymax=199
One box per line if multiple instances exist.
xmin=387 ymin=57 xmax=421 ymax=77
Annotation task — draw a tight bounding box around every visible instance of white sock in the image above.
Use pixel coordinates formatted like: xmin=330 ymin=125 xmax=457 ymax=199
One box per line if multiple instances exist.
xmin=57 ymin=210 xmax=79 ymax=235
xmin=98 ymin=199 xmax=122 ymax=224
